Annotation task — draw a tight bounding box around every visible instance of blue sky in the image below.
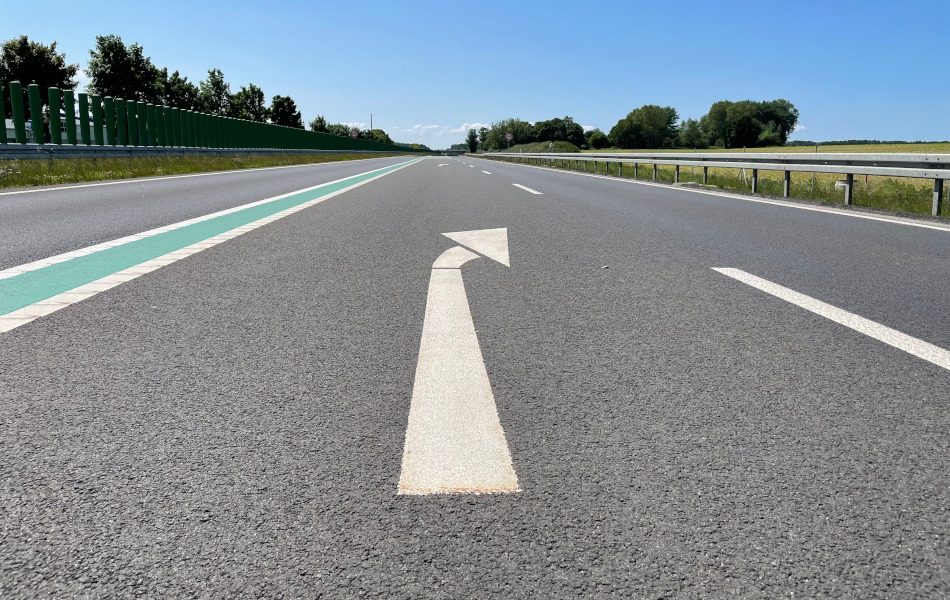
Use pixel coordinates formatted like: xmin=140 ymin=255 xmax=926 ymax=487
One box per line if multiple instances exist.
xmin=4 ymin=0 xmax=948 ymax=149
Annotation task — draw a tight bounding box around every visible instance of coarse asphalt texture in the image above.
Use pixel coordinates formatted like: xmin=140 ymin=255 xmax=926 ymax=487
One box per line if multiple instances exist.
xmin=1 ymin=155 xmax=949 ymax=598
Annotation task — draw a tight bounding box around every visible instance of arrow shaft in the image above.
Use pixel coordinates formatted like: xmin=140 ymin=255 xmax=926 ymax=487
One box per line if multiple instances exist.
xmin=398 ymin=252 xmax=519 ymax=495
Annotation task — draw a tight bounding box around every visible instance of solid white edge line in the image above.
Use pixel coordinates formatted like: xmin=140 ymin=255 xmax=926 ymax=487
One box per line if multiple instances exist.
xmin=0 ymin=160 xmax=422 ymax=333
xmin=512 ymin=183 xmax=543 ymax=195
xmin=0 ymin=159 xmax=422 ymax=280
xmin=714 ymin=267 xmax=950 ymax=371
xmin=477 ymin=158 xmax=950 ymax=233
xmin=0 ymin=155 xmax=412 ymax=197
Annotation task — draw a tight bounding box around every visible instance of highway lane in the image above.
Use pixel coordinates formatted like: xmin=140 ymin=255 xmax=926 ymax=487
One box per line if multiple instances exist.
xmin=0 ymin=156 xmax=411 ymax=271
xmin=1 ymin=156 xmax=949 ymax=598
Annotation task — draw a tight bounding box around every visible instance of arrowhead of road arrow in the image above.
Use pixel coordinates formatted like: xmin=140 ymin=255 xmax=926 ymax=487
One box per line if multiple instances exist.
xmin=442 ymin=228 xmax=510 ymax=267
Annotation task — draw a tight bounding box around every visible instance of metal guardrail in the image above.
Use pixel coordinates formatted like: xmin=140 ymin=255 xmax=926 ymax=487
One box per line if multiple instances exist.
xmin=484 ymin=151 xmax=950 ymax=216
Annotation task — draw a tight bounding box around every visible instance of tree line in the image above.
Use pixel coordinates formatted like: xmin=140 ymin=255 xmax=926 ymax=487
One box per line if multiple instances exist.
xmin=471 ymin=99 xmax=800 ymax=151
xmin=0 ymin=35 xmax=418 ymax=147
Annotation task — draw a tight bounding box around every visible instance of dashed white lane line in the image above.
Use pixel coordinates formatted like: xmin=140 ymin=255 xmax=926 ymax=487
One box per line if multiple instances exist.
xmin=482 ymin=171 xmax=492 ymax=175
xmin=469 ymin=165 xmax=475 ymax=168
xmin=512 ymin=183 xmax=543 ymax=195
xmin=714 ymin=268 xmax=950 ymax=371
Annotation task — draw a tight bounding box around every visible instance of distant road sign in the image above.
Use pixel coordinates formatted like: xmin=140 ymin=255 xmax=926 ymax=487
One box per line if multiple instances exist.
xmin=505 ymin=133 xmax=513 ymax=142
xmin=350 ymin=130 xmax=359 ymax=138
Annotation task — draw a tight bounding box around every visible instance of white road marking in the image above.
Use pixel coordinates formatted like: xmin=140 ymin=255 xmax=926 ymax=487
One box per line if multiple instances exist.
xmin=399 ymin=229 xmax=519 ymax=495
xmin=0 ymin=160 xmax=422 ymax=333
xmin=469 ymin=165 xmax=475 ymax=168
xmin=714 ymin=268 xmax=950 ymax=371
xmin=499 ymin=160 xmax=950 ymax=233
xmin=482 ymin=171 xmax=492 ymax=175
xmin=512 ymin=183 xmax=543 ymax=195
xmin=443 ymin=227 xmax=510 ymax=266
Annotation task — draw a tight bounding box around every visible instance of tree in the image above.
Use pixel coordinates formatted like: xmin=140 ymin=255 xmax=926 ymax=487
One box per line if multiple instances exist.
xmin=466 ymin=128 xmax=479 ymax=153
xmin=270 ymin=95 xmax=303 ymax=128
xmin=199 ymin=68 xmax=231 ymax=116
xmin=699 ymin=99 xmax=799 ymax=148
xmin=481 ymin=118 xmax=534 ymax=151
xmin=86 ymin=35 xmax=161 ymax=102
xmin=230 ymin=83 xmax=269 ymax=122
xmin=700 ymin=100 xmax=732 ymax=148
xmin=609 ymin=105 xmax=678 ymax=149
xmin=676 ymin=118 xmax=705 ymax=148
xmin=361 ymin=128 xmax=393 ymax=144
xmin=533 ymin=116 xmax=586 ymax=148
xmin=159 ymin=69 xmax=200 ymax=111
xmin=309 ymin=114 xmax=328 ymax=132
xmin=326 ymin=122 xmax=351 ymax=137
xmin=588 ymin=129 xmax=610 ymax=149
xmin=478 ymin=127 xmax=489 ymax=146
xmin=0 ymin=35 xmax=78 ymax=119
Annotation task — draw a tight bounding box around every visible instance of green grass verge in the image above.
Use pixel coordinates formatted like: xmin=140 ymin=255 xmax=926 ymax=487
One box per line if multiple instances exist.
xmin=0 ymin=152 xmax=413 ymax=190
xmin=492 ymin=156 xmax=949 ymax=218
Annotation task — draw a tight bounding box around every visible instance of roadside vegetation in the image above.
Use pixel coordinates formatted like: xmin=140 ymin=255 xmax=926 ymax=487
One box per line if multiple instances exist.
xmin=0 ymin=153 xmax=406 ymax=190
xmin=1 ymin=35 xmax=425 ymax=149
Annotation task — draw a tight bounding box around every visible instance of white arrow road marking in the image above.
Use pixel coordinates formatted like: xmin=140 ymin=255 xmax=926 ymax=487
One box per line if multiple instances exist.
xmin=714 ymin=268 xmax=950 ymax=371
xmin=512 ymin=183 xmax=543 ymax=195
xmin=398 ymin=228 xmax=519 ymax=495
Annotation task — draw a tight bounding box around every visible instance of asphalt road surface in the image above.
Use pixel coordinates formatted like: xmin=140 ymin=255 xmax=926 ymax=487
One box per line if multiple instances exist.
xmin=2 ymin=155 xmax=949 ymax=598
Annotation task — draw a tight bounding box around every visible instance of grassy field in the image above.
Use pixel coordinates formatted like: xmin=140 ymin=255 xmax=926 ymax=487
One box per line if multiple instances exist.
xmin=0 ymin=152 xmax=412 ymax=190
xmin=514 ymin=143 xmax=950 ymax=217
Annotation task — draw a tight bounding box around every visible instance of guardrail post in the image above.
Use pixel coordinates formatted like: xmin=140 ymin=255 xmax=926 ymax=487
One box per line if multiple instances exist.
xmin=115 ymin=98 xmax=127 ymax=145
xmin=844 ymin=174 xmax=854 ymax=205
xmin=702 ymin=166 xmax=708 ymax=184
xmin=933 ymin=179 xmax=944 ymax=216
xmin=675 ymin=164 xmax=680 ymax=183
xmin=78 ymin=93 xmax=91 ymax=145
xmin=48 ymin=88 xmax=63 ymax=144
xmin=105 ymin=97 xmax=117 ymax=145
xmin=633 ymin=163 xmax=638 ymax=179
xmin=27 ymin=84 xmax=43 ymax=143
xmin=63 ymin=89 xmax=77 ymax=145
xmin=783 ymin=171 xmax=791 ymax=197
xmin=751 ymin=169 xmax=758 ymax=193
xmin=652 ymin=164 xmax=657 ymax=180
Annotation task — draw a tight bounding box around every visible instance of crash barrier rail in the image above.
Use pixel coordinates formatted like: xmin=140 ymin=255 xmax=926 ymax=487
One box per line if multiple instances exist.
xmin=1 ymin=81 xmax=428 ymax=154
xmin=484 ymin=151 xmax=950 ymax=217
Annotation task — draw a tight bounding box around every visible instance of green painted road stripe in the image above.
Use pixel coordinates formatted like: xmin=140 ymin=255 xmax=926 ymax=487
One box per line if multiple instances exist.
xmin=0 ymin=159 xmax=420 ymax=316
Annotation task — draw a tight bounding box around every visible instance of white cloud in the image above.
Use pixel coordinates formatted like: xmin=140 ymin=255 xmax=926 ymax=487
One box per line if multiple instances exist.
xmin=342 ymin=122 xmax=367 ymax=130
xmin=582 ymin=125 xmax=596 ymax=132
xmin=793 ymin=124 xmax=807 ymax=132
xmin=449 ymin=122 xmax=488 ymax=134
